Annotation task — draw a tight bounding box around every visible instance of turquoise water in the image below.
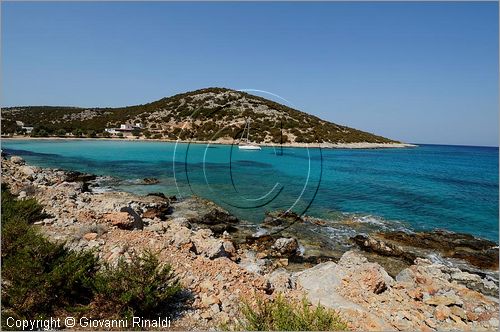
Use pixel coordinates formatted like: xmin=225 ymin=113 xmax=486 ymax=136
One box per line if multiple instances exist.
xmin=2 ymin=139 xmax=498 ymax=242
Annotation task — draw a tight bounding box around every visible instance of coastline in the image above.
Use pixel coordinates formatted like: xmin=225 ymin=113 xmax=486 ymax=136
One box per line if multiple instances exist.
xmin=1 ymin=135 xmax=418 ymax=149
xmin=1 ymin=154 xmax=498 ymax=331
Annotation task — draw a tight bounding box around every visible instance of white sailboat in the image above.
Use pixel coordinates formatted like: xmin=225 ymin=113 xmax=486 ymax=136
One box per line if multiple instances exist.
xmin=239 ymin=119 xmax=261 ymax=150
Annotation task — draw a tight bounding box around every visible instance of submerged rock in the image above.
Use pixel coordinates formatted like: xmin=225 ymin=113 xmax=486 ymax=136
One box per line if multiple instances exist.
xmin=141 ymin=177 xmax=160 ymax=185
xmin=378 ymin=230 xmax=499 ymax=270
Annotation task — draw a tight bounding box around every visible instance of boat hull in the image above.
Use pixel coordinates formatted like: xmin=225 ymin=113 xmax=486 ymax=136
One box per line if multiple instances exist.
xmin=238 ymin=145 xmax=261 ymax=150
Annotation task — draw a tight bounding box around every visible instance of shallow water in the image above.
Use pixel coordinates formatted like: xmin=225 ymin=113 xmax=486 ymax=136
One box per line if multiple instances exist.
xmin=2 ymin=139 xmax=498 ymax=242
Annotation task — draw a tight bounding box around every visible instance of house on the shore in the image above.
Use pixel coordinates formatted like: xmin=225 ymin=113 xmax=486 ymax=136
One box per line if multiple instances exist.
xmin=15 ymin=121 xmax=34 ymax=134
xmin=105 ymin=123 xmax=142 ymax=136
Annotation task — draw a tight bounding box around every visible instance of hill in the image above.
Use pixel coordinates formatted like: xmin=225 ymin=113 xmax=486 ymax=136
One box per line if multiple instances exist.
xmin=1 ymin=87 xmax=398 ymax=144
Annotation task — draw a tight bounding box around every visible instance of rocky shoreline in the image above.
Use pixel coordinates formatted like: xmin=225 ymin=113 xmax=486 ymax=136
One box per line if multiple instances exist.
xmin=1 ymin=155 xmax=498 ymax=331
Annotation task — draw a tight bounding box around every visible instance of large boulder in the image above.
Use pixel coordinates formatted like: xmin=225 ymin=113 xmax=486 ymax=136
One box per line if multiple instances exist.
xmin=294 ymin=260 xmax=363 ymax=310
xmin=142 ymin=202 xmax=172 ymax=220
xmin=64 ymin=171 xmax=97 ymax=183
xmin=272 ymin=237 xmax=299 ymax=256
xmin=10 ymin=156 xmax=25 ymax=165
xmin=103 ymin=211 xmax=134 ymax=230
xmin=189 ymin=208 xmax=239 ymax=234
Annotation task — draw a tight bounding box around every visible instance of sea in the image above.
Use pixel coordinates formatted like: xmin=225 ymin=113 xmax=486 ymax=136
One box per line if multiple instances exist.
xmin=2 ymin=139 xmax=498 ymax=243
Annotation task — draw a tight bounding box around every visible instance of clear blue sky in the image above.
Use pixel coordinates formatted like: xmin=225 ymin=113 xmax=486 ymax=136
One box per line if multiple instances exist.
xmin=2 ymin=2 xmax=498 ymax=146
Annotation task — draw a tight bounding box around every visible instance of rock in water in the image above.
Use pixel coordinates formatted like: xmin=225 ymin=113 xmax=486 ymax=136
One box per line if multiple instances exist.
xmin=351 ymin=234 xmax=417 ymax=264
xmin=378 ymin=230 xmax=499 ymax=270
xmin=142 ymin=177 xmax=160 ymax=185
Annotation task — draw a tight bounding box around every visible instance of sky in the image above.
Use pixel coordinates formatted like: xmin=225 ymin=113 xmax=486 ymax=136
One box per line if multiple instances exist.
xmin=2 ymin=2 xmax=498 ymax=146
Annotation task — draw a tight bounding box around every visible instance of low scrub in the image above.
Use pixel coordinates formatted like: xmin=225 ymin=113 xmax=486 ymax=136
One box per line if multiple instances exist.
xmin=1 ymin=185 xmax=182 ymax=328
xmin=239 ymin=295 xmax=348 ymax=331
xmin=1 ymin=185 xmax=98 ymax=325
xmin=92 ymin=250 xmax=182 ymax=319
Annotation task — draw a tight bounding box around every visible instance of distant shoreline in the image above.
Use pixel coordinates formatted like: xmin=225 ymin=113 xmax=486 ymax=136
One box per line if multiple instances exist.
xmin=1 ymin=135 xmax=418 ymax=149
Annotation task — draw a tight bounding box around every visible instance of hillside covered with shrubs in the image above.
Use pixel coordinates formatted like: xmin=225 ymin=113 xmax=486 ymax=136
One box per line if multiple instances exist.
xmin=2 ymin=87 xmax=396 ymax=144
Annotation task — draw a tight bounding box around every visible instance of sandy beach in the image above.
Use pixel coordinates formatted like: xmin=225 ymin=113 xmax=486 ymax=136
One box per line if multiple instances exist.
xmin=2 ymin=135 xmax=418 ymax=149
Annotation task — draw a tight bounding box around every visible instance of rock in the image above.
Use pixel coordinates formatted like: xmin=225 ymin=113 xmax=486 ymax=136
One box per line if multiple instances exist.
xmin=10 ymin=156 xmax=25 ymax=165
xmin=450 ymin=271 xmax=498 ymax=297
xmin=207 ymin=241 xmax=227 ymax=259
xmin=173 ymin=227 xmax=193 ymax=247
xmin=424 ymin=295 xmax=462 ymax=307
xmin=378 ymin=230 xmax=499 ymax=270
xmin=239 ymin=251 xmax=268 ymax=274
xmin=189 ymin=208 xmax=238 ymax=234
xmin=104 ymin=212 xmax=134 ymax=230
xmin=338 ymin=251 xmax=394 ymax=294
xmin=119 ymin=206 xmax=144 ymax=230
xmin=294 ymin=260 xmax=362 ymax=311
xmin=222 ymin=240 xmax=236 ymax=257
xmin=272 ymin=237 xmax=299 ymax=256
xmin=170 ymin=217 xmax=191 ymax=228
xmin=201 ymin=294 xmax=220 ymax=307
xmin=19 ymin=166 xmax=35 ymax=178
xmin=266 ymin=268 xmax=294 ymax=292
xmin=18 ymin=191 xmax=27 ymax=199
xmin=142 ymin=202 xmax=172 ymax=220
xmin=83 ymin=232 xmax=98 ymax=241
xmin=64 ymin=171 xmax=97 ymax=183
xmin=145 ymin=223 xmax=166 ymax=233
xmin=489 ymin=318 xmax=499 ymax=328
xmin=351 ymin=234 xmax=417 ymax=264
xmin=141 ymin=177 xmax=160 ymax=185
xmin=210 ymin=303 xmax=220 ymax=314
xmin=262 ymin=210 xmax=303 ymax=229
xmin=450 ymin=306 xmax=467 ymax=320
xmin=146 ymin=192 xmax=168 ymax=199
xmin=434 ymin=304 xmax=451 ymax=320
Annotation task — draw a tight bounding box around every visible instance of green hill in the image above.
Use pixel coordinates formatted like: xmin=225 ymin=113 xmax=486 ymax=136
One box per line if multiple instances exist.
xmin=1 ymin=87 xmax=397 ymax=144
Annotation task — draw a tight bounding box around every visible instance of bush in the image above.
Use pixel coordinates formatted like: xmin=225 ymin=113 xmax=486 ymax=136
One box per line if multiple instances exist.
xmin=55 ymin=129 xmax=66 ymax=137
xmin=239 ymin=295 xmax=348 ymax=331
xmin=0 ymin=186 xmax=46 ymax=225
xmin=1 ymin=185 xmax=184 ymax=328
xmin=1 ymin=186 xmax=99 ymax=324
xmin=72 ymin=128 xmax=84 ymax=137
xmin=92 ymin=250 xmax=182 ymax=319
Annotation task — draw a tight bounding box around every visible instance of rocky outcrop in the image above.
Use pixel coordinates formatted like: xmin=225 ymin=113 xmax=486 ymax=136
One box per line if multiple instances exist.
xmin=295 ymin=251 xmax=499 ymax=331
xmin=188 ymin=208 xmax=239 ymax=234
xmin=352 ymin=231 xmax=499 ymax=272
xmin=2 ymin=156 xmax=498 ymax=331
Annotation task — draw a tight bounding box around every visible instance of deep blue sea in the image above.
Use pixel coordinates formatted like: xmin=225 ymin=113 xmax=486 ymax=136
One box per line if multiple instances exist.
xmin=2 ymin=139 xmax=498 ymax=242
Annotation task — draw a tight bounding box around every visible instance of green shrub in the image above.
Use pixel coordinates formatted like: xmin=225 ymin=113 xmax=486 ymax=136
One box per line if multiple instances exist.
xmin=239 ymin=295 xmax=348 ymax=331
xmin=1 ymin=186 xmax=99 ymax=323
xmin=92 ymin=250 xmax=182 ymax=319
xmin=55 ymin=129 xmax=66 ymax=137
xmin=0 ymin=185 xmax=46 ymax=225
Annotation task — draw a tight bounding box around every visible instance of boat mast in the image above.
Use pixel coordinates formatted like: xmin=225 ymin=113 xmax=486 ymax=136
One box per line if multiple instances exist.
xmin=246 ymin=118 xmax=251 ymax=142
